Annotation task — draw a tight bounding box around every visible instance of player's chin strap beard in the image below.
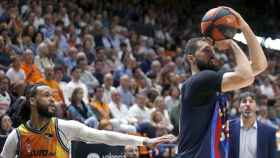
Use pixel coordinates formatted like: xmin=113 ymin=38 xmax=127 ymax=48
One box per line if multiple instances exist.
xmin=37 ymin=104 xmax=56 ymax=119
xmin=196 ymin=59 xmax=219 ymax=71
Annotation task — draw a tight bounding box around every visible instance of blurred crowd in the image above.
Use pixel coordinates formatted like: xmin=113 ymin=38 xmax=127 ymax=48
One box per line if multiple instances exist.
xmin=0 ymin=0 xmax=279 ymax=157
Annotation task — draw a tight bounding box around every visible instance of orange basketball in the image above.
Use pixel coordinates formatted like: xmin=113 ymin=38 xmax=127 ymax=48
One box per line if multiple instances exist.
xmin=201 ymin=7 xmax=240 ymax=41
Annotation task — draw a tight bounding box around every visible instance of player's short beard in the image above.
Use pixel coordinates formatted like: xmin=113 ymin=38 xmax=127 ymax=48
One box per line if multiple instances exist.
xmin=196 ymin=59 xmax=219 ymax=71
xmin=37 ymin=103 xmax=56 ymax=118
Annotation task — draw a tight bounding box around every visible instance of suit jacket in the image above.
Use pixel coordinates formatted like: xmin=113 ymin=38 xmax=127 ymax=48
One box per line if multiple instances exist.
xmin=229 ymin=118 xmax=277 ymax=158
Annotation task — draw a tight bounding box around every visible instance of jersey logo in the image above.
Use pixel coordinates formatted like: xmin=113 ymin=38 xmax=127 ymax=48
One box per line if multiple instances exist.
xmin=27 ymin=150 xmax=55 ymax=156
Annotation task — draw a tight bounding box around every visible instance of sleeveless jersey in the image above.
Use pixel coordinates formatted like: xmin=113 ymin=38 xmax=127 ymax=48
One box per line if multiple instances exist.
xmin=16 ymin=118 xmax=69 ymax=158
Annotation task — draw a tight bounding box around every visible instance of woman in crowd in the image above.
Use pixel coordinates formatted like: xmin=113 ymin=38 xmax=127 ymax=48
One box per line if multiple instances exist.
xmin=67 ymin=87 xmax=98 ymax=128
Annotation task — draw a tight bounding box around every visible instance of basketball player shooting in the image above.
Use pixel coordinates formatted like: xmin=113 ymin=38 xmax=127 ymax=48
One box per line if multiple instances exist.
xmin=0 ymin=84 xmax=176 ymax=158
xmin=176 ymin=7 xmax=267 ymax=158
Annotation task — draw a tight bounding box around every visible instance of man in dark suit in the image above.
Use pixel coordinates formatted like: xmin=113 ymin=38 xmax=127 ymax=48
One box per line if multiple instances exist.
xmin=229 ymin=91 xmax=277 ymax=158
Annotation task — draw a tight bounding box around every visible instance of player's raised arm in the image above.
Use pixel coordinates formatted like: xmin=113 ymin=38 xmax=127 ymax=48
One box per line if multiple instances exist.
xmin=227 ymin=7 xmax=268 ymax=76
xmin=218 ymin=39 xmax=254 ymax=92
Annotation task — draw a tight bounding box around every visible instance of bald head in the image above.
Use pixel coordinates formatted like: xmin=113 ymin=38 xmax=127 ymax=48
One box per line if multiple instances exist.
xmin=23 ymin=49 xmax=34 ymax=64
xmin=77 ymin=52 xmax=87 ymax=61
xmin=104 ymin=73 xmax=113 ymax=87
xmin=111 ymin=89 xmax=121 ymax=104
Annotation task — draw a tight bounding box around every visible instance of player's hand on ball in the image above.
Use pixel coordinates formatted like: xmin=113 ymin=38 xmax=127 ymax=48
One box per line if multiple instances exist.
xmin=223 ymin=7 xmax=247 ymax=30
xmin=214 ymin=39 xmax=235 ymax=51
xmin=143 ymin=134 xmax=177 ymax=148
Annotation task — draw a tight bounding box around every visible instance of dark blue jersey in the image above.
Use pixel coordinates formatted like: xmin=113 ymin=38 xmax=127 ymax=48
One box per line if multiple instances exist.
xmin=178 ymin=70 xmax=228 ymax=158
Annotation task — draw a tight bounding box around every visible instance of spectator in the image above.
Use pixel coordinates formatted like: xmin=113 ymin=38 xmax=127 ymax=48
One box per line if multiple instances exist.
xmin=147 ymin=77 xmax=162 ymax=95
xmin=259 ymin=78 xmax=275 ymax=98
xmin=132 ymin=66 xmax=151 ymax=91
xmin=0 ymin=114 xmax=12 ymax=135
xmin=9 ymin=80 xmax=26 ymax=104
xmin=164 ymin=86 xmax=180 ymax=112
xmin=22 ymin=27 xmax=36 ymax=52
xmin=103 ymin=73 xmax=116 ymax=104
xmin=146 ymin=89 xmax=159 ymax=109
xmin=102 ymin=26 xmax=121 ymax=51
xmin=150 ymin=111 xmax=169 ymax=137
xmin=34 ymin=42 xmax=55 ymax=72
xmin=118 ymin=42 xmax=131 ymax=65
xmin=67 ymin=87 xmax=98 ymax=128
xmin=9 ymin=33 xmax=24 ymax=55
xmin=77 ymin=57 xmax=99 ymax=95
xmin=113 ymin=56 xmax=135 ymax=85
xmin=104 ymin=48 xmax=120 ymax=74
xmin=59 ymin=7 xmax=70 ymax=27
xmin=128 ymin=93 xmax=150 ymax=124
xmin=82 ymin=33 xmax=95 ymax=64
xmin=6 ymin=6 xmax=22 ymax=36
xmin=6 ymin=55 xmax=25 ymax=83
xmin=64 ymin=47 xmax=78 ymax=73
xmin=54 ymin=25 xmax=69 ymax=53
xmin=125 ymin=145 xmax=139 ymax=158
xmin=41 ymin=13 xmax=55 ymax=39
xmin=175 ymin=56 xmax=186 ymax=75
xmin=147 ymin=60 xmax=161 ymax=79
xmin=117 ymin=75 xmax=135 ymax=107
xmin=0 ymin=75 xmax=11 ymax=114
xmin=153 ymin=96 xmax=173 ymax=132
xmin=156 ymin=62 xmax=176 ymax=92
xmin=33 ymin=6 xmax=44 ymax=29
xmin=32 ymin=31 xmax=45 ymax=53
xmin=21 ymin=49 xmax=43 ymax=84
xmin=268 ymin=105 xmax=280 ymax=128
xmin=0 ymin=35 xmax=12 ymax=71
xmin=48 ymin=39 xmax=64 ymax=68
xmin=258 ymin=105 xmax=278 ymax=129
xmin=109 ymin=89 xmax=137 ymax=133
xmin=64 ymin=67 xmax=88 ymax=105
xmin=93 ymin=59 xmax=104 ymax=85
xmin=90 ymin=86 xmax=110 ymax=121
xmin=139 ymin=50 xmax=157 ymax=74
xmin=130 ymin=78 xmax=140 ymax=96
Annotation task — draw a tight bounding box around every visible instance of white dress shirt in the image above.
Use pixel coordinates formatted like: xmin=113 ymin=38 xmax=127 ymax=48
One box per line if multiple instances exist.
xmin=103 ymin=86 xmax=116 ymax=104
xmin=128 ymin=104 xmax=151 ymax=123
xmin=109 ymin=101 xmax=129 ymax=122
xmin=239 ymin=119 xmax=257 ymax=158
